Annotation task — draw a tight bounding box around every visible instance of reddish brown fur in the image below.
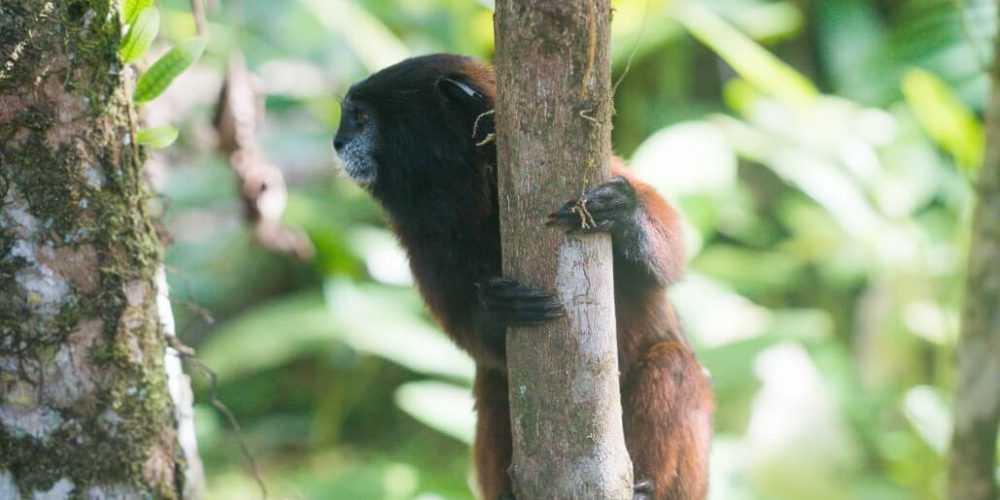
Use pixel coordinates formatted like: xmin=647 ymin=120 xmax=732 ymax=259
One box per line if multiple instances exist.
xmin=471 ymin=162 xmax=712 ymax=499
xmin=474 ymin=369 xmax=514 ymax=498
xmin=611 ymin=160 xmax=687 ymax=286
xmin=344 ymin=55 xmax=713 ymax=500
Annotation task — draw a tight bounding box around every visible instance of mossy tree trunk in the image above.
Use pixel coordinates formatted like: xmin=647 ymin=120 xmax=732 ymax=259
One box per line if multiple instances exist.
xmin=948 ymin=14 xmax=1000 ymax=500
xmin=493 ymin=1 xmax=633 ymax=498
xmin=0 ymin=1 xmax=200 ymax=498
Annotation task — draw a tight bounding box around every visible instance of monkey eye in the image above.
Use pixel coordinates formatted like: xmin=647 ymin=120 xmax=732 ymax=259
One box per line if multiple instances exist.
xmin=354 ymin=110 xmax=369 ymax=126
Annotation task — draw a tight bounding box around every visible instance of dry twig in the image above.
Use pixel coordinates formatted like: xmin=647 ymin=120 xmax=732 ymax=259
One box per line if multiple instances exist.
xmin=214 ymin=53 xmax=315 ymax=260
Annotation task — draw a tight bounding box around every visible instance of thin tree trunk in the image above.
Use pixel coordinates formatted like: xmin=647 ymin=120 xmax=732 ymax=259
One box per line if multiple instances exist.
xmin=0 ymin=1 xmax=200 ymax=498
xmin=493 ymin=1 xmax=633 ymax=498
xmin=948 ymin=17 xmax=1000 ymax=500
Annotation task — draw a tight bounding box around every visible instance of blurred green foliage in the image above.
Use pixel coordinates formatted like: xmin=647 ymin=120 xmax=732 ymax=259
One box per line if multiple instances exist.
xmin=152 ymin=0 xmax=998 ymax=498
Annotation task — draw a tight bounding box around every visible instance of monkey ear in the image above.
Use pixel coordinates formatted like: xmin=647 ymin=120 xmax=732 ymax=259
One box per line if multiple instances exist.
xmin=437 ymin=77 xmax=486 ymax=108
xmin=438 ymin=77 xmax=493 ymax=142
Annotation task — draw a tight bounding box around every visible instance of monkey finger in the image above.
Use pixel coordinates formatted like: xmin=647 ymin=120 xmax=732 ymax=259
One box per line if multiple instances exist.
xmin=487 ymin=294 xmax=563 ymax=316
xmin=480 ymin=284 xmax=553 ymax=302
xmin=476 ymin=277 xmax=565 ymax=325
xmin=504 ymin=302 xmax=565 ymax=326
xmin=510 ymin=297 xmax=564 ymax=317
xmin=489 ymin=287 xmax=553 ymax=301
xmin=480 ymin=276 xmax=518 ymax=289
xmin=546 ymin=202 xmax=582 ymax=223
xmin=566 ymin=219 xmax=616 ymax=235
xmin=482 ymin=292 xmax=564 ymax=325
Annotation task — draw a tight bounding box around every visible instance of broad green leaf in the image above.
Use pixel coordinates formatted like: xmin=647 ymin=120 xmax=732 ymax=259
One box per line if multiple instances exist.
xmin=610 ymin=0 xmax=683 ymax=66
xmin=119 ymin=8 xmax=160 ymax=63
xmin=902 ymin=385 xmax=952 ymax=455
xmin=902 ymin=68 xmax=984 ymax=171
xmin=122 ymin=0 xmax=154 ymax=25
xmin=630 ymin=121 xmax=737 ymax=198
xmin=694 ymin=245 xmax=802 ymax=293
xmin=134 ymin=36 xmax=207 ymax=103
xmin=699 ymin=335 xmax=776 ymax=397
xmin=297 ymin=0 xmax=408 ymax=72
xmin=324 ymin=279 xmax=475 ymax=381
xmin=161 ymin=8 xmax=201 ymax=40
xmin=722 ymin=78 xmax=765 ymax=115
xmin=672 ymin=1 xmax=817 ymax=107
xmin=395 ymin=381 xmax=475 ymax=444
xmin=713 ymin=115 xmax=882 ymax=237
xmin=721 ymin=0 xmax=803 ymax=43
xmin=813 ymin=0 xmax=895 ymax=104
xmin=136 ymin=126 xmax=178 ymax=148
xmin=198 ymin=290 xmax=336 ymax=381
xmin=201 ymin=281 xmax=474 ymax=383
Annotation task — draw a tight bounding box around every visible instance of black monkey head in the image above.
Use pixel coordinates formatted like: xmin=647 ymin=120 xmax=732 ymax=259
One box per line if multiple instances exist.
xmin=333 ymin=54 xmax=495 ymax=203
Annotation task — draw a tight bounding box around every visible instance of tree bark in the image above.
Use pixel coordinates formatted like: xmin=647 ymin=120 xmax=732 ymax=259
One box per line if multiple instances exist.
xmin=493 ymin=1 xmax=633 ymax=498
xmin=0 ymin=1 xmax=201 ymax=498
xmin=948 ymin=16 xmax=1000 ymax=500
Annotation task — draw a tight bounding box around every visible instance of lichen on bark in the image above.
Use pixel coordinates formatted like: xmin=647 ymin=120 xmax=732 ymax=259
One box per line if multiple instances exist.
xmin=0 ymin=1 xmax=187 ymax=497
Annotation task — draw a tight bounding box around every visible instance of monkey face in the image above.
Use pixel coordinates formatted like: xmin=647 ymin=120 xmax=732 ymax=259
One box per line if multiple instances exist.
xmin=333 ymin=54 xmax=496 ymax=199
xmin=333 ymin=100 xmax=379 ymax=187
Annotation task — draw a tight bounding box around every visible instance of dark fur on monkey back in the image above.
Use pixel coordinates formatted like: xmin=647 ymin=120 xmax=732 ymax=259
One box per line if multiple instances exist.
xmin=337 ymin=54 xmax=713 ymax=500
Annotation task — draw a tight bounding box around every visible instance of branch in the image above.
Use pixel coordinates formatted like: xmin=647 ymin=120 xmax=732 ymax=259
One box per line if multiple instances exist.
xmin=494 ymin=1 xmax=633 ymax=498
xmin=213 ymin=53 xmax=315 ymax=260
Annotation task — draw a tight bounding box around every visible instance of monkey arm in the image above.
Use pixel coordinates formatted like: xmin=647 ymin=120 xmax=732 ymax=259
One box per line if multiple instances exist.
xmin=547 ymin=158 xmax=685 ymax=288
xmin=611 ymin=163 xmax=686 ymax=287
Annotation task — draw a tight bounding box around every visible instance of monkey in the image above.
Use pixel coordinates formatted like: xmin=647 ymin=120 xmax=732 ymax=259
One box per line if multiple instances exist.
xmin=333 ymin=54 xmax=713 ymax=500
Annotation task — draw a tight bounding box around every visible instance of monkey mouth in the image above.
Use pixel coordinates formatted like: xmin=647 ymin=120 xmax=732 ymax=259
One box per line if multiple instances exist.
xmin=334 ymin=147 xmax=377 ymax=187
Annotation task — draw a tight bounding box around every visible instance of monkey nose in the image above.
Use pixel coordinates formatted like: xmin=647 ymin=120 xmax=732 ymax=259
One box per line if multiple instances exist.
xmin=333 ymin=138 xmax=344 ymax=152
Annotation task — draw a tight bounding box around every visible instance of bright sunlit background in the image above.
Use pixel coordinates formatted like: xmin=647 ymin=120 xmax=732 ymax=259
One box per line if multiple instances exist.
xmin=149 ymin=0 xmax=996 ymax=498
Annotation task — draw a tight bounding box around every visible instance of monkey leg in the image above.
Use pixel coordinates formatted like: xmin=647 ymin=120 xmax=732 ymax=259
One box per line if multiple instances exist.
xmin=623 ymin=341 xmax=713 ymax=500
xmin=473 ymin=368 xmax=513 ymax=500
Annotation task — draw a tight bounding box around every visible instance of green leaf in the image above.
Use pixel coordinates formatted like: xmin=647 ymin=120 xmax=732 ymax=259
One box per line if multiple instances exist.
xmin=902 ymin=385 xmax=952 ymax=455
xmin=722 ymin=0 xmax=804 ymax=43
xmin=395 ymin=381 xmax=475 ymax=443
xmin=198 ymin=291 xmax=336 ymax=381
xmin=902 ymin=68 xmax=984 ymax=171
xmin=672 ymin=1 xmax=817 ymax=107
xmin=122 ymin=0 xmax=154 ymax=26
xmin=136 ymin=126 xmax=178 ymax=148
xmin=134 ymin=36 xmax=207 ymax=103
xmin=119 ymin=8 xmax=160 ymax=63
xmin=324 ymin=279 xmax=475 ymax=381
xmin=296 ymin=0 xmax=409 ymax=72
